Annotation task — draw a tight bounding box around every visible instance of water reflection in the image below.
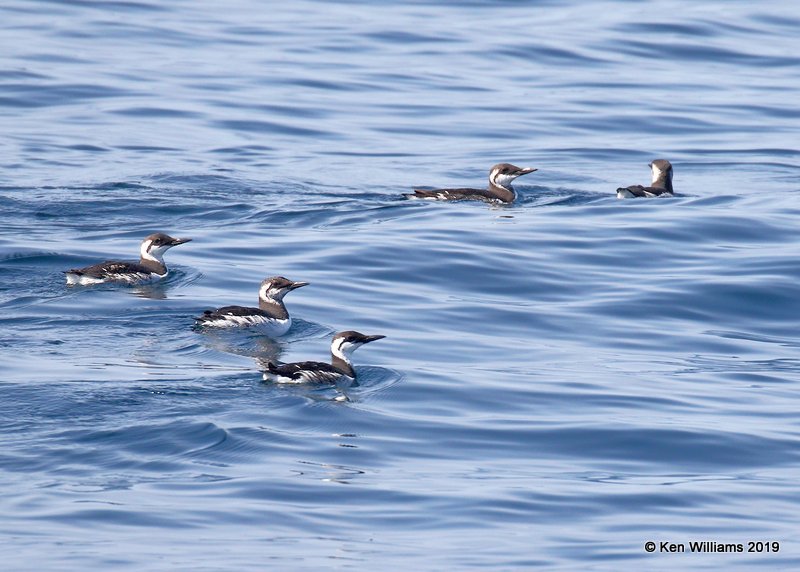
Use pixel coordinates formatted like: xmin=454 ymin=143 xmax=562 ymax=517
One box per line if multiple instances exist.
xmin=132 ymin=282 xmax=169 ymax=300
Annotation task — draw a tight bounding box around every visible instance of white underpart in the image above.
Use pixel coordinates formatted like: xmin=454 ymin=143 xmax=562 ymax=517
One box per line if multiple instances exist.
xmin=616 ymin=189 xmax=635 ymax=199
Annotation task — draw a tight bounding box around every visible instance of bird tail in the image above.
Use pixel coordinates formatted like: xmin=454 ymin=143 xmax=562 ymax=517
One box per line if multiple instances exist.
xmin=405 ymin=189 xmax=436 ymax=199
xmin=64 ymin=269 xmax=85 ymax=285
xmin=194 ymin=310 xmax=214 ymax=323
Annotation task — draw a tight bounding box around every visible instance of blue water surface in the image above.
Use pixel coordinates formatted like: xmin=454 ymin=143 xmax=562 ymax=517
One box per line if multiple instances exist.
xmin=2 ymin=0 xmax=800 ymax=569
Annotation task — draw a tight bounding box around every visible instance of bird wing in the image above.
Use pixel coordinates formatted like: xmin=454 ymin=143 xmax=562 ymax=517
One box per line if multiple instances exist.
xmin=266 ymin=361 xmax=344 ymax=384
xmin=200 ymin=305 xmax=263 ymax=318
xmin=409 ymin=187 xmax=491 ymax=201
xmin=196 ymin=306 xmax=280 ymax=326
xmin=65 ymin=260 xmax=151 ymax=278
xmin=617 ymin=185 xmax=672 ymax=198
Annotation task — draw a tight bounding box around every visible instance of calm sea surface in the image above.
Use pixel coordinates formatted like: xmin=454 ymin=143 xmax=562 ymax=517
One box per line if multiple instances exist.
xmin=2 ymin=1 xmax=800 ymax=569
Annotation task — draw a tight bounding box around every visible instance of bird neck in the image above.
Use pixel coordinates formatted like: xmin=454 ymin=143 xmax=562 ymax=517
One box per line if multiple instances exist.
xmin=652 ymin=172 xmax=673 ymax=192
xmin=488 ymin=181 xmax=516 ymax=202
xmin=258 ymin=298 xmax=288 ymax=319
xmin=331 ymin=346 xmax=356 ymax=378
xmin=138 ymin=256 xmax=166 ymax=275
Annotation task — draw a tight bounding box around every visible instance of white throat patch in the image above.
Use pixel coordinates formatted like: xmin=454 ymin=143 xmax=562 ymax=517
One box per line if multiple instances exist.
xmin=650 ymin=164 xmax=663 ymax=184
xmin=141 ymin=240 xmax=170 ymax=263
xmin=332 ymin=339 xmax=359 ymax=362
xmin=259 ymin=285 xmax=286 ymax=302
xmin=140 ymin=239 xmax=153 ymax=260
xmin=492 ymin=172 xmax=518 ymax=188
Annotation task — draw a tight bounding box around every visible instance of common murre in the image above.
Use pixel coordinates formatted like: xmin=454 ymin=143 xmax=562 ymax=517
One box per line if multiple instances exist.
xmin=64 ymin=232 xmax=191 ymax=285
xmin=407 ymin=163 xmax=537 ymax=203
xmin=616 ymin=159 xmax=674 ymax=198
xmin=196 ymin=276 xmax=308 ymax=336
xmin=263 ymin=330 xmax=385 ymax=384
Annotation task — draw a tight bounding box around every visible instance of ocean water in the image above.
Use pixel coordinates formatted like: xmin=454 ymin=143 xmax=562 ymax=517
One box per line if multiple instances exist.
xmin=2 ymin=0 xmax=800 ymax=569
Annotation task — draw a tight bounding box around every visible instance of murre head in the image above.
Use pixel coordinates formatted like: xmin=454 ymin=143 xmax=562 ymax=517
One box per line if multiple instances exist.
xmin=649 ymin=159 xmax=673 ymax=185
xmin=140 ymin=232 xmax=192 ymax=262
xmin=489 ymin=163 xmax=537 ymax=189
xmin=330 ymin=330 xmax=385 ymax=359
xmin=258 ymin=276 xmax=309 ymax=301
